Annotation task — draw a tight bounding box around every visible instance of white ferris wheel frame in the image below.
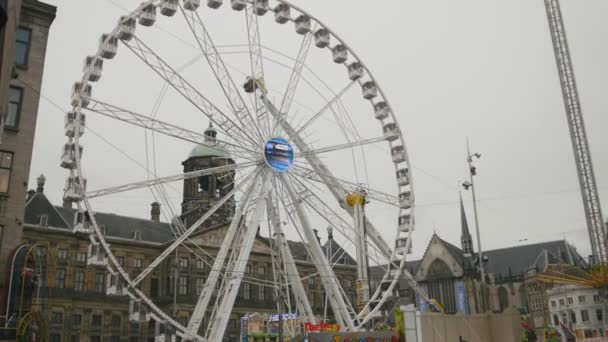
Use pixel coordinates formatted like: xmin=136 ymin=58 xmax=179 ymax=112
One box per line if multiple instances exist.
xmin=63 ymin=0 xmax=422 ymax=340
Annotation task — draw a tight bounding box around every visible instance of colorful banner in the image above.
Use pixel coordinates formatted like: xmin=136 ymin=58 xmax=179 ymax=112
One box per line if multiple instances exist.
xmin=454 ymin=280 xmax=468 ymax=314
xmin=306 ymin=332 xmax=398 ymax=342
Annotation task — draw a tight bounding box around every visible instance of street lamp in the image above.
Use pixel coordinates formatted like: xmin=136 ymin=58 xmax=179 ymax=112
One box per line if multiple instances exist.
xmin=462 ymin=140 xmax=486 ymax=312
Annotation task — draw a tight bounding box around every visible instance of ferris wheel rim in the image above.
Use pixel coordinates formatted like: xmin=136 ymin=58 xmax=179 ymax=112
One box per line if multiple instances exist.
xmin=65 ymin=0 xmax=417 ymax=338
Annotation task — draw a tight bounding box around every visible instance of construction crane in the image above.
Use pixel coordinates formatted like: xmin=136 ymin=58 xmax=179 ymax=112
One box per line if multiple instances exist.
xmin=544 ymin=0 xmax=607 ymax=264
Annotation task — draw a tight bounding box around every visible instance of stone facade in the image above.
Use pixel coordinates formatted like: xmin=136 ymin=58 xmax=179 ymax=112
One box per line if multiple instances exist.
xmin=0 ymin=0 xmax=55 ymax=292
xmin=546 ymin=285 xmax=604 ymax=340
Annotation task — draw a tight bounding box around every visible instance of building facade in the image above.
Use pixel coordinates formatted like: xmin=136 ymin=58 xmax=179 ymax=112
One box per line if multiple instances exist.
xmin=547 ymin=284 xmax=604 ymax=340
xmin=0 ymin=0 xmax=55 ymax=296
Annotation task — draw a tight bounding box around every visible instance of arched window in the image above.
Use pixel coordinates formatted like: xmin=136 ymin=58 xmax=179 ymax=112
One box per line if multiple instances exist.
xmin=498 ymin=286 xmax=509 ymax=312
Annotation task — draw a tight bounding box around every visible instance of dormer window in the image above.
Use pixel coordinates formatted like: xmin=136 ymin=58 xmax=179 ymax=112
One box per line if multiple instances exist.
xmin=39 ymin=214 xmax=48 ymax=227
xmin=342 ymin=258 xmax=350 ymax=265
xmin=132 ymin=231 xmax=142 ymax=240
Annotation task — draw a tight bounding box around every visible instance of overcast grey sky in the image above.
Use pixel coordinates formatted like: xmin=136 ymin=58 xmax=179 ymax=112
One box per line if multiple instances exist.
xmin=28 ymin=0 xmax=608 ymax=260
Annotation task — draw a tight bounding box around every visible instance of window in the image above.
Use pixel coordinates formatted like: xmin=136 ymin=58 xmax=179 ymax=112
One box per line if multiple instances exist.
xmin=308 ymin=277 xmax=315 ymax=288
xmin=258 ymin=265 xmax=266 ymax=275
xmin=178 ymin=276 xmax=188 ymax=295
xmin=582 ymin=310 xmax=589 ymax=322
xmin=0 ymin=151 xmax=13 ymax=193
xmin=259 ymin=285 xmax=265 ymax=301
xmin=198 ymin=176 xmax=210 ymax=192
xmin=342 ymin=257 xmax=350 ymax=265
xmin=597 ymin=309 xmax=603 ymax=321
xmin=196 ymin=258 xmax=205 ymax=270
xmin=134 ymin=258 xmax=143 ymax=268
xmin=39 ymin=214 xmax=48 ymax=227
xmin=91 ymin=314 xmax=102 ymax=327
xmin=55 ymin=269 xmax=66 ymax=288
xmin=91 ymin=336 xmax=101 ymax=342
xmin=95 ymin=272 xmax=105 ymax=293
xmin=129 ymin=337 xmax=139 ymax=342
xmin=70 ymin=335 xmax=80 ymax=342
xmin=553 ymin=315 xmax=559 ymax=326
xmin=58 ymin=248 xmax=68 ymax=260
xmin=196 ymin=277 xmax=204 ymax=295
xmin=570 ymin=310 xmax=577 ymax=324
xmin=551 ymin=300 xmax=556 ymax=308
xmin=228 ymin=319 xmax=236 ymax=330
xmin=51 ymin=311 xmax=63 ymax=324
xmin=76 ymin=252 xmax=87 ymax=263
xmin=578 ymin=295 xmax=586 ymax=304
xmin=71 ymin=313 xmax=82 ymax=327
xmin=6 ymin=87 xmax=23 ymax=129
xmin=111 ymin=314 xmax=121 ymax=328
xmin=243 ymin=282 xmax=251 ymax=300
xmin=594 ymin=294 xmax=601 ymax=303
xmin=74 ymin=271 xmax=85 ymax=291
xmin=246 ymin=264 xmax=251 ymax=274
xmin=50 ymin=334 xmax=61 ymax=342
xmin=567 ymin=297 xmax=573 ymax=305
xmin=14 ymin=27 xmax=31 ymax=67
xmin=179 ymin=257 xmax=189 ymax=269
xmin=559 ymin=299 xmax=565 ymax=306
xmin=150 ymin=278 xmax=159 ymax=297
xmin=117 ymin=256 xmax=125 ymax=266
xmin=110 ymin=337 xmax=120 ymax=342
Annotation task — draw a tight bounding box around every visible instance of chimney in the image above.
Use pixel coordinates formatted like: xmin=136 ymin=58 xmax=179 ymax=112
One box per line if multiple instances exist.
xmin=26 ymin=189 xmax=35 ymax=201
xmin=62 ymin=199 xmax=72 ymax=209
xmin=36 ymin=174 xmax=46 ymax=193
xmin=327 ymin=226 xmax=333 ymax=240
xmin=151 ymin=202 xmax=161 ymax=223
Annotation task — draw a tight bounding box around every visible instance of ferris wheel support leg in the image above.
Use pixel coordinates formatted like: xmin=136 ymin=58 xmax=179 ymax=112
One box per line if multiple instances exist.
xmin=266 ymin=198 xmax=318 ymax=324
xmin=279 ymin=174 xmax=356 ymax=331
xmin=353 ymin=204 xmax=370 ymax=312
xmin=186 ymin=172 xmax=259 ymax=334
xmin=207 ymin=170 xmax=273 ymax=341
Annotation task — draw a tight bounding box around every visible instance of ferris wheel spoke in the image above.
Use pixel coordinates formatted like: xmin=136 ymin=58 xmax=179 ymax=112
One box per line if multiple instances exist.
xmin=278 ymin=173 xmax=356 ymax=330
xmin=179 ymin=5 xmax=265 ymax=143
xmin=207 ymin=170 xmax=273 ymax=341
xmin=295 ymin=78 xmax=359 ymax=135
xmin=86 ymin=161 xmax=258 ymax=199
xmin=84 ymin=98 xmax=258 ymax=158
xmin=122 ymin=35 xmax=259 ymax=145
xmin=130 ymin=169 xmax=261 ymax=287
xmin=271 ymin=30 xmax=314 ymax=136
xmin=295 ymin=136 xmax=385 ymax=158
xmin=291 ymin=164 xmax=399 ymax=208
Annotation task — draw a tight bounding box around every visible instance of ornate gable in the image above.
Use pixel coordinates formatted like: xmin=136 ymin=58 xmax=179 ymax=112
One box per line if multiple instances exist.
xmin=415 ymin=234 xmax=464 ymax=282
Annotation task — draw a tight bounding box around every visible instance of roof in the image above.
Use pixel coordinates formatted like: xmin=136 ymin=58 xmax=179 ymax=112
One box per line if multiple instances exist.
xmin=24 ymin=191 xmax=174 ymax=244
xmin=188 ymin=143 xmax=231 ymax=159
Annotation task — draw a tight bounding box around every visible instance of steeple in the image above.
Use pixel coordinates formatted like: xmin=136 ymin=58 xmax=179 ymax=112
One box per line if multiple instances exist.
xmin=460 ymin=192 xmax=474 ymax=256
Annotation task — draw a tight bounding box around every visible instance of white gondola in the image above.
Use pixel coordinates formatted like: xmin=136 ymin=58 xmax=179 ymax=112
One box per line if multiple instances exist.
xmin=160 ymin=0 xmax=178 ymax=16
xmin=183 ymin=0 xmax=200 ymax=10
xmin=274 ymin=4 xmax=290 ymax=24
xmin=254 ymin=0 xmax=268 ymax=15
xmin=331 ymin=45 xmax=348 ymax=64
xmin=230 ymin=0 xmax=246 ymax=11
xmin=374 ymin=101 xmax=389 ymax=120
xmin=399 ymin=191 xmax=412 ymax=209
xmin=71 ymin=82 xmax=92 ymax=108
xmin=117 ymin=16 xmax=136 ymax=41
xmin=314 ymin=29 xmax=330 ymax=48
xmin=83 ymin=56 xmax=103 ymax=82
xmin=99 ymin=34 xmax=118 ymax=59
xmin=207 ymin=0 xmax=222 ymax=9
xmin=395 ymin=236 xmax=409 ymax=253
xmin=64 ymin=176 xmax=87 ymax=202
xmin=87 ymin=243 xmax=108 ymax=266
xmin=139 ymin=4 xmax=157 ymax=26
xmin=129 ymin=299 xmax=151 ymax=322
xmin=391 ymin=145 xmax=406 ymax=164
xmin=64 ymin=111 xmax=85 ymax=138
xmin=398 ymin=214 xmax=411 ymax=232
xmin=294 ymin=15 xmax=311 ymax=35
xmin=383 ymin=122 xmax=399 ymax=141
xmin=155 ymin=321 xmax=175 ymax=342
xmin=361 ymin=81 xmax=377 ymax=99
xmin=106 ymin=272 xmax=125 ymax=295
xmin=74 ymin=209 xmax=92 ymax=233
xmin=396 ymin=168 xmax=409 ymax=186
xmin=347 ymin=62 xmax=363 ymax=80
xmin=60 ymin=143 xmax=83 ymax=170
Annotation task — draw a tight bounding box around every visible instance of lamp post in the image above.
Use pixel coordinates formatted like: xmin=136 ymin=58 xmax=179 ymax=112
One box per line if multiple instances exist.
xmin=462 ymin=139 xmax=486 ymax=312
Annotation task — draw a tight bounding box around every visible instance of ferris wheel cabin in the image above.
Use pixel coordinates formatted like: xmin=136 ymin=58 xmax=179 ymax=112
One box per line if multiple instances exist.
xmin=294 ymin=15 xmax=311 ymax=34
xmin=117 ymin=16 xmax=136 ymax=41
xmin=160 ymin=0 xmax=178 ymax=17
xmin=60 ymin=143 xmax=83 ymax=169
xmin=64 ymin=111 xmax=85 ymax=137
xmin=84 ymin=56 xmax=103 ymax=82
xmin=71 ymin=82 xmax=92 ymax=108
xmin=99 ymin=34 xmax=118 ymax=59
xmin=87 ymin=243 xmax=108 ymax=267
xmin=183 ymin=0 xmax=200 ymax=10
xmin=274 ymin=4 xmax=290 ymax=23
xmin=139 ymin=4 xmax=157 ymax=26
xmin=382 ymin=122 xmax=399 ymax=141
xmin=314 ymin=28 xmax=330 ymax=48
xmin=374 ymin=101 xmax=389 ymax=120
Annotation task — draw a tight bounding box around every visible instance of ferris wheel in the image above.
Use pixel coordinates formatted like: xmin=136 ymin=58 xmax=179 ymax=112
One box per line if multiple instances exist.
xmin=62 ymin=0 xmax=420 ymax=340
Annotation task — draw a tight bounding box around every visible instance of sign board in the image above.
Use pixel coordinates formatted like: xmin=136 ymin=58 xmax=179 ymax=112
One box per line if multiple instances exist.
xmin=306 ymin=332 xmax=398 ymax=342
xmin=264 ymin=137 xmax=294 ymax=172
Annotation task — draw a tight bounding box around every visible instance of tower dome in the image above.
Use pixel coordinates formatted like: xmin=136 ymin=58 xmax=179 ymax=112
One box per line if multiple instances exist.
xmin=187 ymin=124 xmax=231 ymax=159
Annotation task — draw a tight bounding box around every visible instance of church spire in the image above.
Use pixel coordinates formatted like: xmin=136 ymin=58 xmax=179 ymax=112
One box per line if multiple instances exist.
xmin=460 ymin=192 xmax=474 ymax=256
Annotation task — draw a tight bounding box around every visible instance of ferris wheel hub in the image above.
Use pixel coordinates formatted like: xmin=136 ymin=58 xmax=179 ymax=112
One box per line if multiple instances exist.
xmin=264 ymin=137 xmax=294 ymax=172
